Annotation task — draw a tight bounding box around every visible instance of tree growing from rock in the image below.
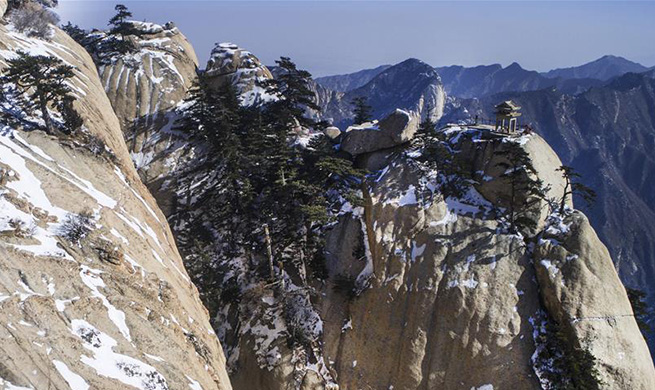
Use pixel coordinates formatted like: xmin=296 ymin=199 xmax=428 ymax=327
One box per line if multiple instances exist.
xmin=61 ymin=22 xmax=87 ymax=46
xmin=555 ymin=165 xmax=596 ymax=214
xmin=351 ymin=96 xmax=372 ymax=124
xmin=0 ymin=51 xmax=78 ymax=134
xmin=108 ymin=4 xmax=132 ymax=34
xmin=416 ymin=104 xmax=436 ymax=138
xmin=495 ymin=147 xmax=547 ymax=233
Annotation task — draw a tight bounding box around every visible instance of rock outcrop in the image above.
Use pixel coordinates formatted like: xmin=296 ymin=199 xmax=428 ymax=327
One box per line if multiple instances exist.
xmin=224 ymin=127 xmax=654 ymax=389
xmin=0 ymin=14 xmax=231 ymax=390
xmin=96 ymin=20 xmax=199 ymax=126
xmin=89 ymin=21 xmax=199 ymax=192
xmin=534 ymin=212 xmax=654 ymax=389
xmin=341 ymin=109 xmax=418 ymax=156
xmin=443 ymin=75 xmax=655 ymax=354
xmin=204 ymin=42 xmax=274 ymax=106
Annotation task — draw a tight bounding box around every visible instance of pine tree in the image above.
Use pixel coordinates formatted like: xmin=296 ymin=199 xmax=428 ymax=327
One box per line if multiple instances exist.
xmin=555 ymin=165 xmax=596 ymax=214
xmin=174 ymin=74 xmax=216 ymax=137
xmin=416 ymin=104 xmax=436 ymax=138
xmin=108 ymin=4 xmax=132 ymax=34
xmin=61 ymin=22 xmax=87 ymax=46
xmin=57 ymin=95 xmax=84 ymax=134
xmin=626 ymin=287 xmax=653 ymax=339
xmin=351 ymin=96 xmax=372 ymax=124
xmin=0 ymin=51 xmax=77 ymax=134
xmin=495 ymin=147 xmax=547 ymax=233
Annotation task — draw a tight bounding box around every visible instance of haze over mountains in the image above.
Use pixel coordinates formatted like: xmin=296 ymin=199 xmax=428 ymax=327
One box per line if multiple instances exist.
xmin=316 ymin=55 xmax=650 ymax=100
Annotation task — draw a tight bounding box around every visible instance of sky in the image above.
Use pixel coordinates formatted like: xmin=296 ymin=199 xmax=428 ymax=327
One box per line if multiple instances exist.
xmin=57 ymin=0 xmax=655 ymax=77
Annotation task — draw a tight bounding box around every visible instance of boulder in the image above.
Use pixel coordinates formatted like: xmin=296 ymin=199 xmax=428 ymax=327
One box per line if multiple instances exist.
xmin=324 ymin=126 xmax=341 ymax=139
xmin=0 ymin=0 xmax=6 ymax=17
xmin=341 ymin=109 xmax=418 ymax=156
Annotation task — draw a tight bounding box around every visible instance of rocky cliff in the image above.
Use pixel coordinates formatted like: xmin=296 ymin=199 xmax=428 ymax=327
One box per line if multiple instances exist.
xmin=86 ymin=20 xmax=200 ymax=196
xmin=441 ymin=74 xmax=655 ymax=355
xmin=223 ymin=123 xmax=655 ymax=389
xmin=81 ymin=24 xmax=655 ymax=387
xmin=0 ymin=7 xmax=231 ymax=390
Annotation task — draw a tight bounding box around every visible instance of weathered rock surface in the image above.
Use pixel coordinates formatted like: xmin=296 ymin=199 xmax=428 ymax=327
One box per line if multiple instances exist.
xmin=341 ymin=109 xmax=418 ymax=156
xmin=226 ymin=128 xmax=654 ymax=389
xmin=205 ymin=42 xmax=274 ymax=106
xmin=97 ymin=20 xmax=198 ymax=126
xmin=0 ymin=0 xmax=7 ymax=17
xmin=0 ymin=20 xmax=231 ymax=390
xmin=534 ymin=211 xmax=654 ymax=389
xmin=91 ymin=21 xmax=199 ymax=194
xmin=442 ymin=75 xmax=655 ymax=354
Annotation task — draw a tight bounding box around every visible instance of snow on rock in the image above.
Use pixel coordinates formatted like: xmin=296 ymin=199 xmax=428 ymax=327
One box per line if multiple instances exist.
xmin=52 ymin=360 xmax=90 ymax=390
xmin=72 ymin=319 xmax=168 ymax=390
xmin=0 ymin=21 xmax=233 ymax=390
xmin=205 ymin=42 xmax=276 ymax=107
xmin=79 ymin=266 xmax=131 ymax=342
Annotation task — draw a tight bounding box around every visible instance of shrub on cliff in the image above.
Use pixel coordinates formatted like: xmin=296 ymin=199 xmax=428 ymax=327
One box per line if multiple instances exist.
xmin=9 ymin=2 xmax=59 ymax=39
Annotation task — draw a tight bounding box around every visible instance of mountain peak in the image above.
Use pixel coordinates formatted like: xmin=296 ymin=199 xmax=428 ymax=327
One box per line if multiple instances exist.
xmin=544 ymin=55 xmax=647 ymax=81
xmin=506 ymin=61 xmax=524 ymax=70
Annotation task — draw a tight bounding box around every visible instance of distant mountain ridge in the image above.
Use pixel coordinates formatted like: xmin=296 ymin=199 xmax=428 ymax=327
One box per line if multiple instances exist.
xmin=314 ymin=64 xmax=391 ymax=92
xmin=316 ymin=55 xmax=651 ymax=100
xmin=543 ymin=54 xmax=648 ymax=81
xmin=317 ymin=58 xmax=445 ymax=129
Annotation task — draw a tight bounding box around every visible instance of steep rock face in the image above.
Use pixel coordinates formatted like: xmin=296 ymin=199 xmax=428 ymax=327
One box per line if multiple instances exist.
xmin=0 ymin=19 xmax=231 ymax=390
xmin=89 ymin=21 xmax=200 ymax=213
xmin=226 ymin=127 xmax=653 ymax=389
xmin=319 ymin=58 xmax=446 ymax=129
xmin=96 ymin=20 xmax=199 ymax=126
xmin=440 ymin=75 xmax=655 ymax=354
xmin=534 ymin=212 xmax=654 ymax=389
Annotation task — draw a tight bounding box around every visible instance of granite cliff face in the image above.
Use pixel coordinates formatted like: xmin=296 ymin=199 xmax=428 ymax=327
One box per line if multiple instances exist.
xmin=87 ymin=20 xmax=199 ymax=195
xmin=82 ymin=25 xmax=655 ymax=388
xmin=440 ymin=74 xmax=655 ymax=355
xmin=0 ymin=7 xmax=231 ymax=390
xmin=224 ymin=124 xmax=655 ymax=389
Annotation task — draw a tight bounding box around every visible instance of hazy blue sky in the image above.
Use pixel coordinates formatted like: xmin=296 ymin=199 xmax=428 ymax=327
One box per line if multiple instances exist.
xmin=57 ymin=1 xmax=655 ymax=77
